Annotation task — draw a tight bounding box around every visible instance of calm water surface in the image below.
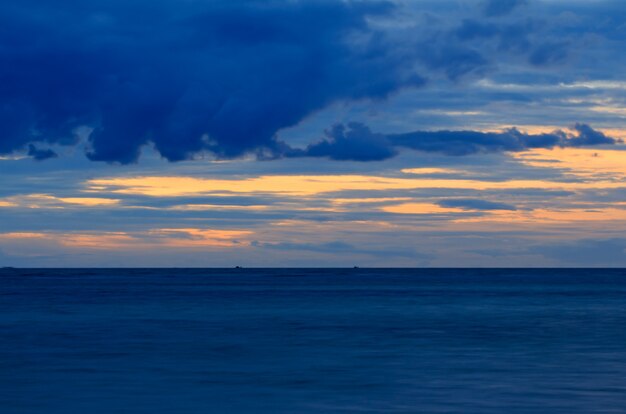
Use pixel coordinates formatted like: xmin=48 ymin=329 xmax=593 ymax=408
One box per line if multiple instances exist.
xmin=1 ymin=268 xmax=626 ymax=413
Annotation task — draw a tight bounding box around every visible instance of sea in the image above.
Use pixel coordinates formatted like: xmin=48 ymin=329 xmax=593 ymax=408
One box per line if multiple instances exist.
xmin=1 ymin=268 xmax=626 ymax=413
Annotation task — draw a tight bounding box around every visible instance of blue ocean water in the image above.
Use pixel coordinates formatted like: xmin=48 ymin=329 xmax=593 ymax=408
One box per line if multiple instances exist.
xmin=1 ymin=268 xmax=626 ymax=413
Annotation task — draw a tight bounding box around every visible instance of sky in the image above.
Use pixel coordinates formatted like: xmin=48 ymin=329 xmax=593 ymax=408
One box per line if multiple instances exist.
xmin=1 ymin=0 xmax=625 ymax=267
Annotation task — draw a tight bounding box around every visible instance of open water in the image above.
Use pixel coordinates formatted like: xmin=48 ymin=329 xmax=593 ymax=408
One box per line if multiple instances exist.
xmin=1 ymin=268 xmax=626 ymax=413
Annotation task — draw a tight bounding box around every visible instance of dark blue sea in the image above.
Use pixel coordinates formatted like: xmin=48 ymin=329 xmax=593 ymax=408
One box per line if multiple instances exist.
xmin=2 ymin=268 xmax=626 ymax=413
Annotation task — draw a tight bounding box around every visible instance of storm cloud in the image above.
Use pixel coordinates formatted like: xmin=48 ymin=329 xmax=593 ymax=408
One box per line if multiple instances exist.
xmin=0 ymin=0 xmax=423 ymax=163
xmin=302 ymin=123 xmax=397 ymax=161
xmin=0 ymin=0 xmax=604 ymax=164
xmin=296 ymin=122 xmax=620 ymax=162
xmin=0 ymin=0 xmax=611 ymax=164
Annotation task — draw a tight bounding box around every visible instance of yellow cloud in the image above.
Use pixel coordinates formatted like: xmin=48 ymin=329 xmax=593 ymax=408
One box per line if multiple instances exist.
xmin=87 ymin=170 xmax=626 ymax=199
xmin=57 ymin=197 xmax=120 ymax=206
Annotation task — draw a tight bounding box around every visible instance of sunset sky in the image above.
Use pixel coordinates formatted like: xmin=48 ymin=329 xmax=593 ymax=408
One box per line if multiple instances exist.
xmin=1 ymin=0 xmax=625 ymax=267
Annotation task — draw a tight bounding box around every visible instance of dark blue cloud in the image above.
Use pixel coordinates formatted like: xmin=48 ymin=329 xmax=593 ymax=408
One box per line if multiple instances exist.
xmin=456 ymin=20 xmax=501 ymax=40
xmin=437 ymin=199 xmax=517 ymax=211
xmin=27 ymin=144 xmax=58 ymax=161
xmin=0 ymin=0 xmax=620 ymax=164
xmin=483 ymin=0 xmax=527 ymax=17
xmin=301 ymin=123 xmax=397 ymax=161
xmin=296 ymin=122 xmax=619 ymax=161
xmin=568 ymin=123 xmax=617 ymax=146
xmin=0 ymin=0 xmax=423 ymax=163
xmin=454 ymin=18 xmax=571 ymax=67
xmin=455 ymin=19 xmax=533 ymax=54
xmin=528 ymin=41 xmax=569 ymax=66
xmin=417 ymin=44 xmax=488 ymax=81
xmin=390 ymin=124 xmax=619 ymax=156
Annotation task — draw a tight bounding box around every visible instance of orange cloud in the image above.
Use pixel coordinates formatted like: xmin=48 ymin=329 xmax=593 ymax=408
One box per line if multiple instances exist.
xmin=87 ymin=171 xmax=626 ymax=199
xmin=0 ymin=232 xmax=48 ymax=239
xmin=57 ymin=197 xmax=120 ymax=206
xmin=514 ymin=147 xmax=626 ymax=180
xmin=59 ymin=233 xmax=137 ymax=249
